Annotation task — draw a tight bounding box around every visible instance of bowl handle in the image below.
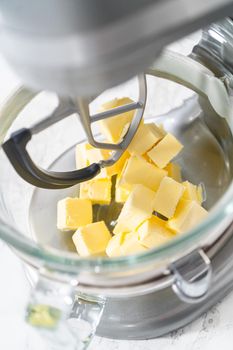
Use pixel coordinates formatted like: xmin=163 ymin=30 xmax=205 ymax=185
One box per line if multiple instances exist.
xmin=25 ymin=273 xmax=105 ymax=349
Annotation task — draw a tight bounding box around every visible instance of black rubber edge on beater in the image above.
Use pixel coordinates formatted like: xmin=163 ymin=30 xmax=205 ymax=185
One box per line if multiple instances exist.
xmin=2 ymin=128 xmax=101 ymax=189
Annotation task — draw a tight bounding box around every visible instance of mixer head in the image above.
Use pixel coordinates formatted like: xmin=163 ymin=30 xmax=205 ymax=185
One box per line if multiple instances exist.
xmin=3 ymin=47 xmax=232 ymax=189
xmin=1 ymin=1 xmax=233 ymax=188
xmin=0 ymin=0 xmax=233 ymax=96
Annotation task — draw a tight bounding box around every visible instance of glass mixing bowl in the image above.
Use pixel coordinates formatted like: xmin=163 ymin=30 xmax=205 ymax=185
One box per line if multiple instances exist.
xmin=0 ymin=21 xmax=233 ymax=349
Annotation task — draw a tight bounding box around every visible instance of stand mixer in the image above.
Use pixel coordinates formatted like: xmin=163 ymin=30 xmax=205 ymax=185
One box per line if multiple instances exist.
xmin=1 ymin=1 xmax=233 ymax=349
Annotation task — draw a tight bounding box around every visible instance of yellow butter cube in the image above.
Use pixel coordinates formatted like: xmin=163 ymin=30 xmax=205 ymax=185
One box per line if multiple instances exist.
xmin=197 ymin=185 xmax=204 ymax=204
xmin=115 ymin=173 xmax=131 ymax=203
xmin=76 ymin=142 xmax=128 ymax=178
xmin=76 ymin=142 xmax=111 ymax=179
xmin=115 ymin=182 xmax=131 ymax=204
xmin=106 ymin=232 xmax=147 ymax=256
xmin=127 ymin=123 xmax=163 ymax=156
xmin=57 ymin=197 xmax=92 ymax=231
xmin=120 ymin=232 xmax=148 ymax=256
xmin=100 ymin=98 xmax=119 ymax=110
xmin=98 ymin=97 xmax=135 ymax=143
xmin=108 ymin=151 xmax=130 ymax=177
xmin=119 ymin=156 xmax=167 ymax=191
xmin=182 ymin=181 xmax=202 ymax=204
xmin=72 ymin=221 xmax=111 ymax=257
xmin=79 ymin=178 xmax=112 ymax=205
xmin=147 ymin=133 xmax=183 ymax=168
xmin=115 ymin=186 xmax=130 ymax=203
xmin=137 ymin=216 xmax=175 ymax=248
xmin=75 ymin=142 xmax=93 ymax=169
xmin=106 ymin=232 xmax=127 ymax=257
xmin=153 ymin=177 xmax=185 ymax=219
xmin=165 ymin=162 xmax=182 ymax=182
xmin=157 ymin=123 xmax=166 ymax=136
xmin=86 ymin=147 xmax=110 ymax=164
xmin=86 ymin=147 xmax=129 ymax=178
xmin=167 ymin=200 xmax=208 ymax=234
xmin=142 ymin=153 xmax=154 ymax=164
xmin=113 ymin=184 xmax=155 ymax=234
xmin=86 ymin=147 xmax=110 ymax=179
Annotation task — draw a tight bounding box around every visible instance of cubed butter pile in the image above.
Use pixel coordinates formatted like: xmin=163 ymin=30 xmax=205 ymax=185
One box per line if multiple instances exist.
xmin=57 ymin=97 xmax=208 ymax=257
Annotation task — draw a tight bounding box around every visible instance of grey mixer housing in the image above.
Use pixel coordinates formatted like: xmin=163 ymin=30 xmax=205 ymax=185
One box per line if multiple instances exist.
xmin=1 ymin=0 xmax=233 ymax=97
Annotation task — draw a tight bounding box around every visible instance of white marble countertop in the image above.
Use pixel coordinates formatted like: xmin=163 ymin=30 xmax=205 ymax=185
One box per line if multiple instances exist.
xmin=1 ymin=33 xmax=233 ymax=350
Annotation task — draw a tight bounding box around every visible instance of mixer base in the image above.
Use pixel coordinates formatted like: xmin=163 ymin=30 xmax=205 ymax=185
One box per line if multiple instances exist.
xmin=97 ymin=224 xmax=233 ymax=340
xmin=25 ymin=222 xmax=233 ymax=341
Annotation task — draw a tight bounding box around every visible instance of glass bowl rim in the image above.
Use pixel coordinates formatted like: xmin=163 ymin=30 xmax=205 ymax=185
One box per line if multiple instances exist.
xmin=0 ymin=86 xmax=232 ymax=273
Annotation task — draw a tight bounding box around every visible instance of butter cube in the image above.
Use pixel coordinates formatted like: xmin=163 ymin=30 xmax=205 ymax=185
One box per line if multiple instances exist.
xmin=115 ymin=173 xmax=131 ymax=203
xmin=75 ymin=142 xmax=93 ymax=169
xmin=108 ymin=151 xmax=130 ymax=177
xmin=153 ymin=177 xmax=185 ymax=219
xmin=79 ymin=178 xmax=112 ymax=205
xmin=100 ymin=98 xmax=119 ymax=110
xmin=127 ymin=123 xmax=163 ymax=156
xmin=76 ymin=142 xmax=111 ymax=179
xmin=113 ymin=184 xmax=155 ymax=234
xmin=120 ymin=232 xmax=148 ymax=256
xmin=147 ymin=133 xmax=183 ymax=168
xmin=57 ymin=197 xmax=92 ymax=231
xmin=98 ymin=97 xmax=135 ymax=143
xmin=86 ymin=147 xmax=110 ymax=164
xmin=106 ymin=232 xmax=127 ymax=257
xmin=157 ymin=123 xmax=166 ymax=136
xmin=167 ymin=200 xmax=208 ymax=234
xmin=143 ymin=153 xmax=154 ymax=164
xmin=137 ymin=216 xmax=175 ymax=248
xmin=115 ymin=179 xmax=131 ymax=204
xmin=86 ymin=147 xmax=129 ymax=178
xmin=115 ymin=186 xmax=130 ymax=203
xmin=76 ymin=141 xmax=129 ymax=179
xmin=86 ymin=147 xmax=110 ymax=179
xmin=197 ymin=185 xmax=204 ymax=204
xmin=72 ymin=221 xmax=111 ymax=257
xmin=182 ymin=181 xmax=202 ymax=204
xmin=165 ymin=162 xmax=182 ymax=182
xmin=106 ymin=232 xmax=147 ymax=256
xmin=119 ymin=156 xmax=167 ymax=191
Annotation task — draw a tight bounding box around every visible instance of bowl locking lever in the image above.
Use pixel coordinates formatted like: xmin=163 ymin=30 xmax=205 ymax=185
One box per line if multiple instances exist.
xmin=170 ymin=249 xmax=212 ymax=303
